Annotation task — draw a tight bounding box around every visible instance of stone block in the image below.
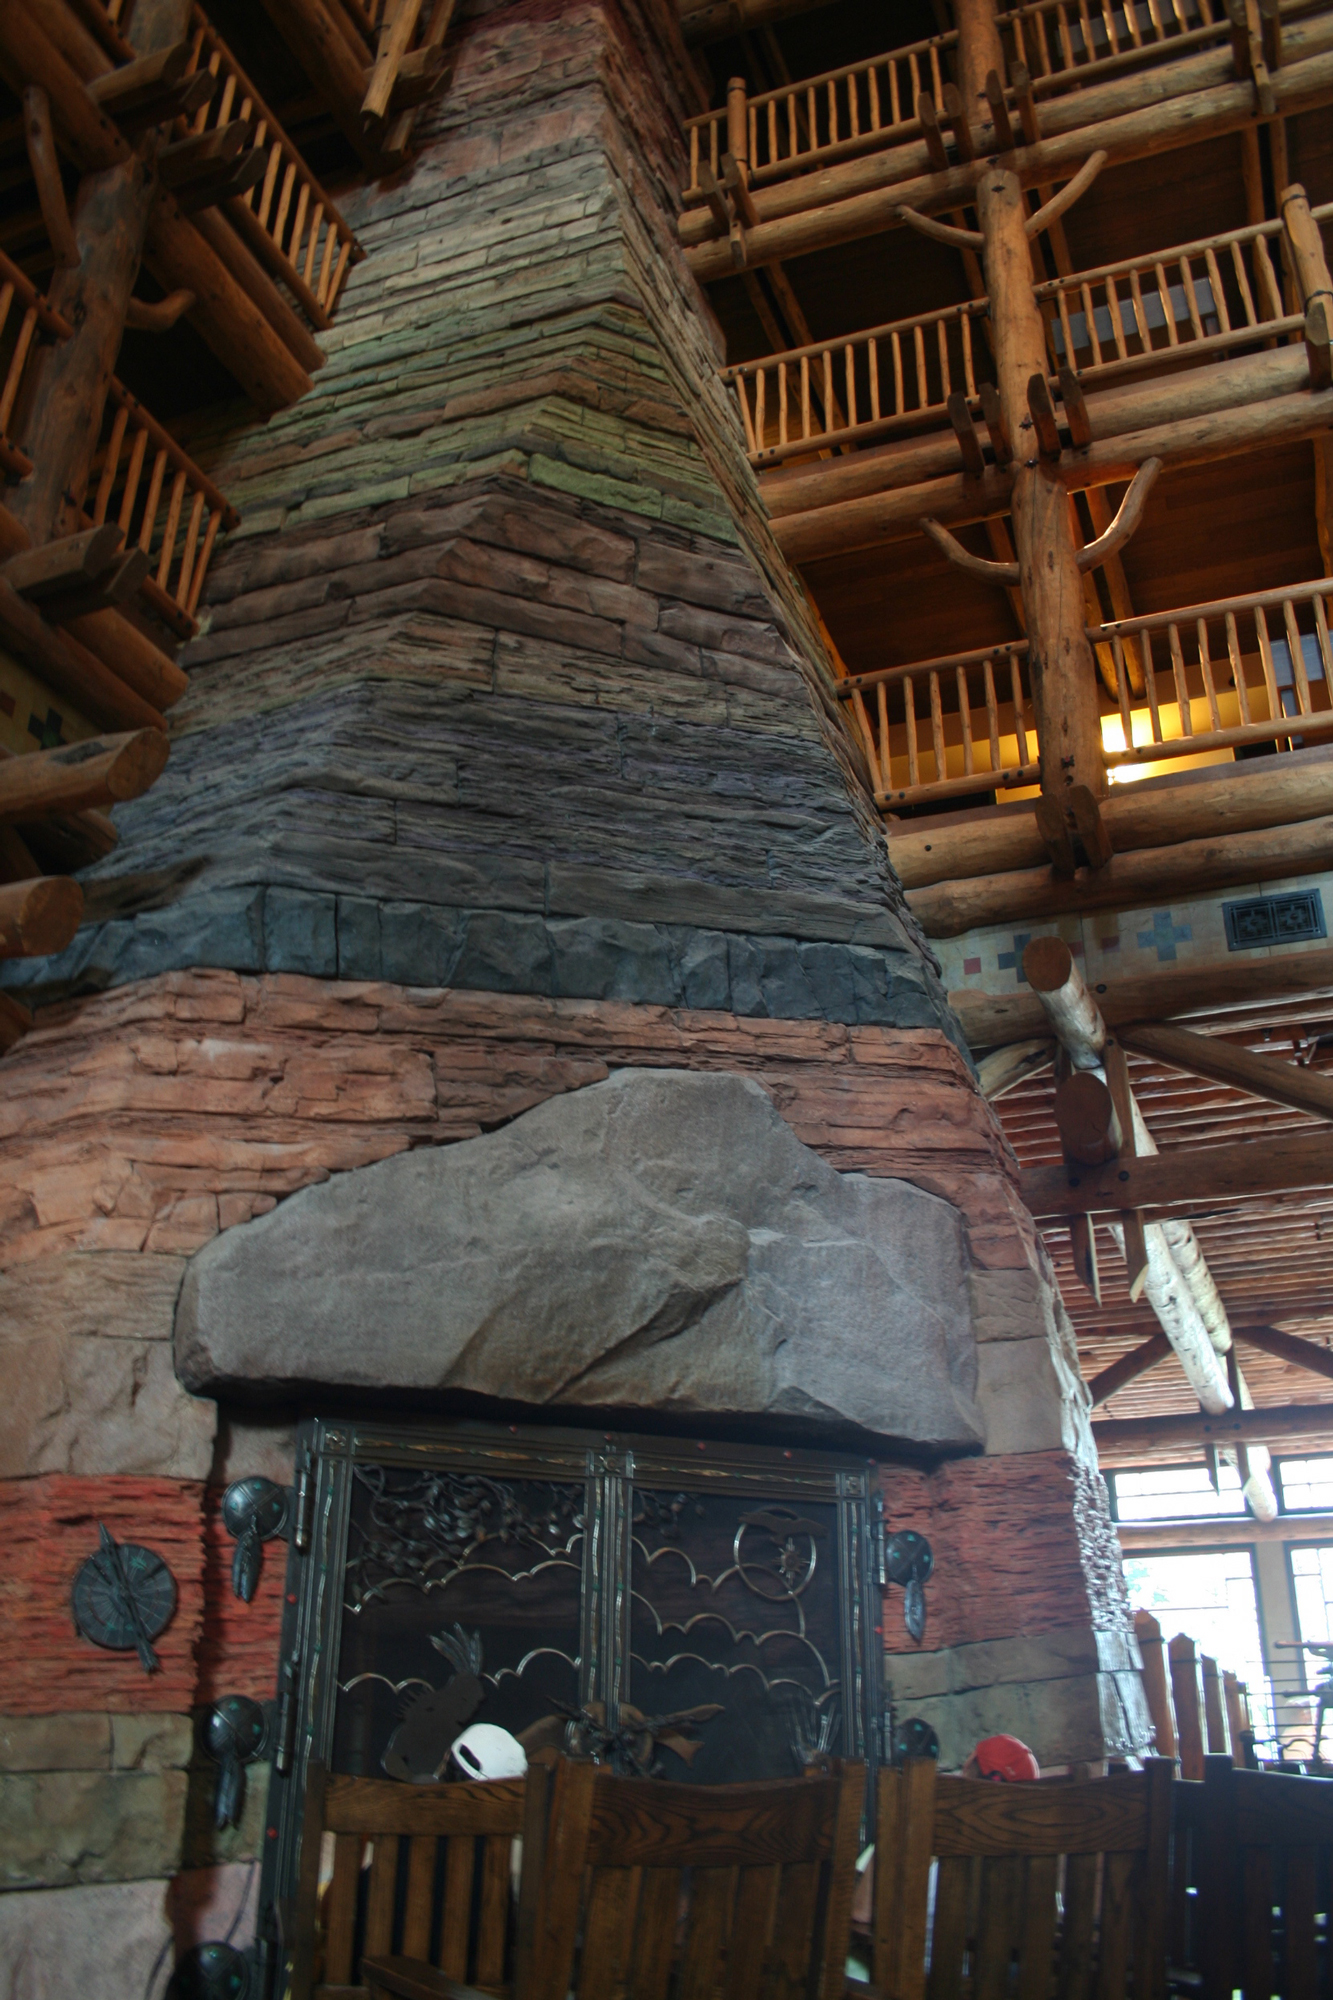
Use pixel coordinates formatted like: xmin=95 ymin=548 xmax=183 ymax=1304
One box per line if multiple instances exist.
xmin=975 ymin=1334 xmax=1084 ymax=1456
xmin=883 ymin=1626 xmax=1144 ymax=1707
xmin=110 ymin=1715 xmax=193 ymax=1772
xmin=547 ymin=916 xmax=677 ymax=1005
xmin=264 ymin=888 xmax=338 ymax=976
xmin=177 ymin=1068 xmax=983 ymax=1447
xmin=335 ymin=896 xmax=382 ymax=979
xmin=0 ymin=1769 xmax=189 ymax=1888
xmin=450 ymin=909 xmax=556 ymax=994
xmin=0 ymin=1715 xmax=111 ymax=1772
xmin=0 ymin=1863 xmax=257 ymax=2000
xmin=0 ymin=1254 xmax=215 ymax=1480
xmin=885 ymin=1671 xmax=1134 ymax=1772
xmin=672 ymin=927 xmax=730 ymax=1011
xmin=379 ymin=901 xmax=465 ymax=986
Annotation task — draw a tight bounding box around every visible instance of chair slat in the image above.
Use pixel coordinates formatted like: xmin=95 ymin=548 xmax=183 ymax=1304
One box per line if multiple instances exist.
xmin=325 ymin=1833 xmax=365 ymax=1987
xmin=1056 ymin=1850 xmax=1098 ymax=2000
xmin=975 ymin=1853 xmax=1023 ymax=2000
xmin=679 ymin=1867 xmax=737 ymax=2000
xmin=1016 ymin=1853 xmax=1059 ymax=2000
xmin=926 ymin=1855 xmax=973 ymax=2000
xmin=364 ymin=1835 xmax=400 ymax=1959
xmin=726 ymin=1865 xmax=779 ymax=2000
xmin=1282 ymin=1845 xmax=1318 ymax=2000
xmin=1092 ymin=1851 xmax=1136 ymax=2000
xmin=400 ymin=1835 xmax=436 ymax=1962
xmin=475 ymin=1833 xmax=511 ymax=1990
xmin=629 ymin=1867 xmax=681 ymax=2000
xmin=438 ymin=1835 xmax=475 ymax=1980
xmin=767 ymin=1857 xmax=819 ymax=2000
xmin=578 ymin=1864 xmax=641 ymax=2000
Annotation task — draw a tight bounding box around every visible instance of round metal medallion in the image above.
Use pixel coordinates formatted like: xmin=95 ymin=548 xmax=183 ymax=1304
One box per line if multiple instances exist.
xmin=71 ymin=1537 xmax=176 ymax=1652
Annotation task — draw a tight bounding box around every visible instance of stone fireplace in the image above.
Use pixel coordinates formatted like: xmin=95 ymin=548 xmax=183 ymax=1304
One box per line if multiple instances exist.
xmin=0 ymin=0 xmax=1149 ymax=1987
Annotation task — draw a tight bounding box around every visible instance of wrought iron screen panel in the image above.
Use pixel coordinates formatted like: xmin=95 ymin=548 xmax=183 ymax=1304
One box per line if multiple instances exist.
xmin=255 ymin=1417 xmax=882 ymax=1988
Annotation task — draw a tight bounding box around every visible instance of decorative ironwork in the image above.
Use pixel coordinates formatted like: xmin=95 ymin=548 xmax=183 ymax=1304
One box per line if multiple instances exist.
xmin=221 ymin=1477 xmax=292 ymax=1603
xmin=382 ymin=1623 xmax=486 ymax=1782
xmin=891 ymin=1716 xmax=940 ymax=1764
xmin=734 ymin=1506 xmax=827 ymax=1601
xmin=884 ymin=1529 xmax=933 ymax=1643
xmin=346 ymin=1467 xmax=584 ymax=1612
xmin=633 ymin=1489 xmax=702 ymax=1539
xmin=527 ymin=1697 xmax=723 ymax=1776
xmin=71 ymin=1523 xmax=176 ymax=1673
xmin=203 ymin=1695 xmax=272 ymax=1829
xmin=166 ymin=1941 xmax=252 ymax=2000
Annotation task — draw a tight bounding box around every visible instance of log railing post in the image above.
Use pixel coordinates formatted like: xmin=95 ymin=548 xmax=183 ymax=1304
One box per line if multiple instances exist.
xmin=976 ymin=163 xmax=1108 ymax=799
xmin=727 ymin=76 xmax=748 ymax=180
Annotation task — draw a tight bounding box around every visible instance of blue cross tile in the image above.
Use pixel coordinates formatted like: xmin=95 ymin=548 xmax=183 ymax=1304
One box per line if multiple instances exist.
xmin=995 ymin=932 xmax=1034 ymax=982
xmin=1136 ymin=910 xmax=1192 ymax=962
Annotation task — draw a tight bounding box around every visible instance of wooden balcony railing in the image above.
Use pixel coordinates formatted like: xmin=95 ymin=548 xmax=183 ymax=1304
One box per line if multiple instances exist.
xmin=83 ymin=382 xmax=240 ymax=638
xmin=682 ymin=30 xmax=954 ymax=200
xmin=1094 ymin=578 xmax=1333 ymax=770
xmin=0 ymin=253 xmax=74 ymax=481
xmin=727 ymin=300 xmax=989 ymax=469
xmin=1034 ymin=206 xmax=1333 ymax=384
xmin=835 ymin=640 xmax=1041 ymax=810
xmin=997 ymin=0 xmax=1231 ymax=99
xmin=835 ymin=582 xmax=1333 ymax=810
xmin=728 ymin=204 xmax=1330 ymax=469
xmin=181 ymin=7 xmax=363 ymax=329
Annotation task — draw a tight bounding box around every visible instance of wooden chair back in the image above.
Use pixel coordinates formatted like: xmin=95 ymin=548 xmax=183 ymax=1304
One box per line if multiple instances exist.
xmin=524 ymin=1758 xmax=865 ymax=2000
xmin=290 ymin=1760 xmax=548 ymax=1999
xmin=1194 ymin=1752 xmax=1333 ymax=2000
xmin=873 ymin=1756 xmax=1174 ymax=2000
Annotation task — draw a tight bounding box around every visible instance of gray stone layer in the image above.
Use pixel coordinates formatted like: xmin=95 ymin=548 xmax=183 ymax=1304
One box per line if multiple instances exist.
xmin=177 ymin=1067 xmax=983 ymax=1447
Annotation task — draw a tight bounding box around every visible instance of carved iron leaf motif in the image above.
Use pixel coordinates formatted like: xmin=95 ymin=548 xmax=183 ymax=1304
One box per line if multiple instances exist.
xmin=346 ymin=1467 xmax=584 ymax=1611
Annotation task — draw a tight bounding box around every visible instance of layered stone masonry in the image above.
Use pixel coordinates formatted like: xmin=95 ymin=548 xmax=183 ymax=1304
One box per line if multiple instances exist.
xmin=4 ymin=0 xmax=935 ymax=1042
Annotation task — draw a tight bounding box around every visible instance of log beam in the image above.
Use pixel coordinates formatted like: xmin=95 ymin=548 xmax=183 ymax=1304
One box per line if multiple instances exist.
xmin=0 ymin=875 xmax=83 ymax=958
xmin=1021 ymin=1128 xmax=1333 ymax=1216
xmin=1116 ymin=1020 xmax=1333 ymax=1122
xmin=1087 ymin=1331 xmax=1174 ymax=1406
xmin=1236 ymin=1323 xmax=1333 ymax=1382
xmin=950 ymin=941 xmax=1333 ymax=1050
xmin=0 ymin=730 xmax=168 ymax=822
xmin=888 ymin=748 xmax=1333 ymax=888
xmin=908 ymin=809 xmax=1333 ymax=936
xmin=1094 ymin=1403 xmax=1333 ymax=1451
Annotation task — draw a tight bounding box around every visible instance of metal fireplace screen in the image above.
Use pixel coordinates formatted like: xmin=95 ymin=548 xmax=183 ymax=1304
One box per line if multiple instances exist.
xmin=258 ymin=1417 xmax=884 ymax=1962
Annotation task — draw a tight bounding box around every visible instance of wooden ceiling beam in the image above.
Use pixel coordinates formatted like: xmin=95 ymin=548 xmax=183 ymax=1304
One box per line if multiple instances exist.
xmin=0 ymin=874 xmax=83 ymax=957
xmin=1087 ymin=1330 xmax=1174 ymax=1405
xmin=1117 ymin=1021 xmax=1333 ymax=1123
xmin=952 ymin=946 xmax=1333 ymax=1050
xmin=1093 ymin=1401 xmax=1333 ymax=1450
xmin=1236 ymin=1323 xmax=1333 ymax=1382
xmin=1022 ymin=1127 xmax=1333 ymax=1217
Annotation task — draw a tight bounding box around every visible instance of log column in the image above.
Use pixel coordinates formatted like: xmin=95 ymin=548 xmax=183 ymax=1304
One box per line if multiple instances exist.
xmin=10 ymin=151 xmax=156 ymax=544
xmin=954 ymin=0 xmax=1007 ymax=150
xmin=976 ymin=165 xmax=1107 ymax=799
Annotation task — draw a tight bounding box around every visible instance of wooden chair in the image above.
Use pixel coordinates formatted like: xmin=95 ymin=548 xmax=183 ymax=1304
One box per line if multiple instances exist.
xmin=872 ymin=1755 xmax=1174 ymax=2000
xmin=364 ymin=1758 xmax=865 ymax=2000
xmin=289 ymin=1760 xmax=549 ymax=1999
xmin=1193 ymin=1751 xmax=1333 ymax=2000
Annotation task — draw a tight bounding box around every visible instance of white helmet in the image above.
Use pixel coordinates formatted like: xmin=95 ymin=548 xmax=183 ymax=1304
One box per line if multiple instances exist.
xmin=450 ymin=1723 xmax=528 ymax=1781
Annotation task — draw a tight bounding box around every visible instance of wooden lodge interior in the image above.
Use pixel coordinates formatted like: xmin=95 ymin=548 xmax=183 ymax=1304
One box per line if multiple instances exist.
xmin=7 ymin=0 xmax=1333 ymax=1989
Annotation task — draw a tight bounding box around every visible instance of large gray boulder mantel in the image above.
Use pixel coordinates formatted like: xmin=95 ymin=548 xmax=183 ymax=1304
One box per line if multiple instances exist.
xmin=175 ymin=1069 xmax=981 ymax=1446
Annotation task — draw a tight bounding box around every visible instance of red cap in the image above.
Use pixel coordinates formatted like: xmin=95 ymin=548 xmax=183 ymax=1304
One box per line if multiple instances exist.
xmin=974 ymin=1734 xmax=1041 ymax=1782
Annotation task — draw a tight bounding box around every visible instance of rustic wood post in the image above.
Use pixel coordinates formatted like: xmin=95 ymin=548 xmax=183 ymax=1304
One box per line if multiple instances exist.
xmin=975 ymin=164 xmax=1108 ymax=799
xmin=727 ymin=76 xmax=748 ymax=178
xmin=1279 ymin=184 xmax=1333 ymax=571
xmin=1169 ymin=1632 xmax=1207 ymax=1781
xmin=10 ymin=152 xmax=157 ymax=545
xmin=953 ymin=0 xmax=1007 ymax=150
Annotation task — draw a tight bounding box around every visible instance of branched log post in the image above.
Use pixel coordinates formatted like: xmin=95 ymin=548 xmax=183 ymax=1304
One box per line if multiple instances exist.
xmin=1022 ymin=936 xmax=1235 ymax=1412
xmin=10 ymin=151 xmax=157 ymax=544
xmin=976 ymin=165 xmax=1108 ymax=800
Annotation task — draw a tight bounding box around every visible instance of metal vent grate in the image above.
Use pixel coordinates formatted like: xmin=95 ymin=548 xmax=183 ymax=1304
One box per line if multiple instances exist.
xmin=1223 ymin=890 xmax=1327 ymax=951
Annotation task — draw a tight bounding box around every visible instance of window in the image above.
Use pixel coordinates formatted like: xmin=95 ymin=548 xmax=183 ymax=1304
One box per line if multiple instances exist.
xmin=1122 ymin=1547 xmax=1274 ymax=1747
xmin=1275 ymin=1457 xmax=1333 ymax=1514
xmin=1108 ymin=1462 xmax=1246 ymax=1524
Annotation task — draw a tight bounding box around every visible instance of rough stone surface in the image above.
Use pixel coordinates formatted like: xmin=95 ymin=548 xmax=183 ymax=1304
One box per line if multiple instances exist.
xmin=0 ymin=1769 xmax=189 ymax=1889
xmin=0 ymin=1864 xmax=256 ymax=1998
xmin=177 ymin=1068 xmax=982 ymax=1446
xmin=0 ymin=1255 xmax=213 ymax=1479
xmin=0 ymin=1714 xmax=191 ymax=1773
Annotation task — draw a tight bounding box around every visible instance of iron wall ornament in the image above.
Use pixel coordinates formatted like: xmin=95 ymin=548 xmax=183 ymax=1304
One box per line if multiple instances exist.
xmin=891 ymin=1716 xmax=941 ymax=1764
xmin=71 ymin=1523 xmax=176 ymax=1673
xmin=884 ymin=1529 xmax=933 ymax=1643
xmin=203 ymin=1696 xmax=273 ymax=1829
xmin=252 ymin=1417 xmax=889 ymax=2000
xmin=166 ymin=1942 xmax=251 ymax=2000
xmin=221 ymin=1478 xmax=292 ymax=1603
